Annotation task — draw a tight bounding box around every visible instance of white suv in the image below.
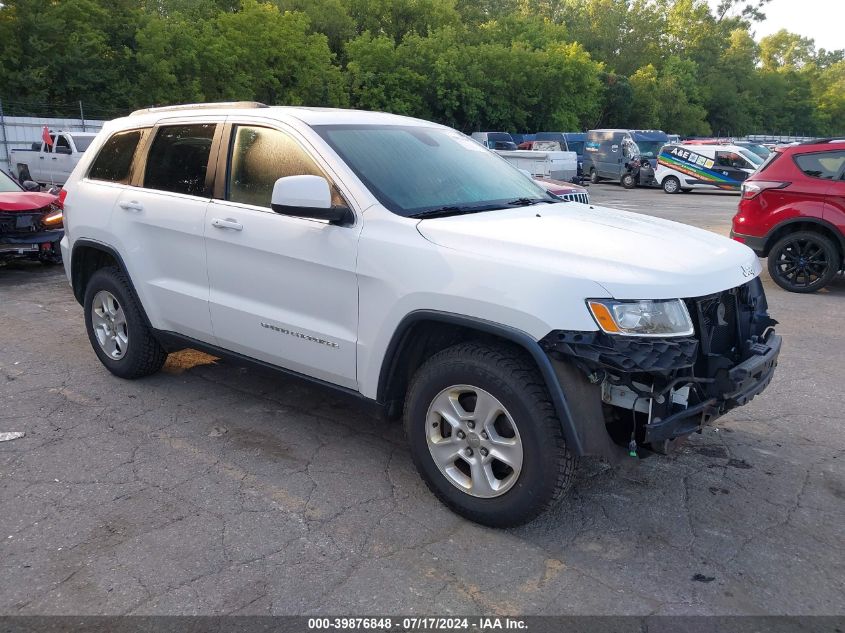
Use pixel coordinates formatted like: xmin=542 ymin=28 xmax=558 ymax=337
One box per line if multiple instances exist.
xmin=60 ymin=103 xmax=781 ymax=526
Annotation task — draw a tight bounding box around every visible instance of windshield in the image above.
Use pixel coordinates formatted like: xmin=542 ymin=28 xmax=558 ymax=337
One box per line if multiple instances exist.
xmin=631 ymin=141 xmax=666 ymax=158
xmin=71 ymin=135 xmax=94 ymax=152
xmin=738 ymin=148 xmax=763 ymax=167
xmin=315 ymin=125 xmax=553 ymax=217
xmin=739 ymin=143 xmax=770 ymax=160
xmin=0 ymin=170 xmax=23 ymax=192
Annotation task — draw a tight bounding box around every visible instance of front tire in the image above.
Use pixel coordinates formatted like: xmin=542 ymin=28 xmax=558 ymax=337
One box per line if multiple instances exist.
xmin=589 ymin=168 xmax=600 ymax=184
xmin=404 ymin=342 xmax=576 ymax=527
xmin=662 ymin=176 xmax=681 ymax=194
xmin=767 ymin=231 xmax=839 ymax=293
xmin=83 ymin=266 xmax=167 ymax=378
xmin=621 ymin=173 xmax=636 ymax=189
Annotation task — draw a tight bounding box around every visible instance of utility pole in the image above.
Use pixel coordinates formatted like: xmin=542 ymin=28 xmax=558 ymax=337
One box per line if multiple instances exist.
xmin=79 ymin=101 xmax=87 ymax=132
xmin=0 ymin=99 xmax=8 ymax=171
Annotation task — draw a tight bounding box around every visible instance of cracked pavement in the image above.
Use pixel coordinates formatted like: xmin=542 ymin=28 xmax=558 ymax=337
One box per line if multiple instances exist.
xmin=1 ymin=186 xmax=843 ymax=616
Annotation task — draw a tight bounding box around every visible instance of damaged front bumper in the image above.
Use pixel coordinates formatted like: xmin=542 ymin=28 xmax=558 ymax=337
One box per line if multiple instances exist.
xmin=540 ymin=278 xmax=780 ymax=455
xmin=0 ymin=229 xmax=64 ymax=259
xmin=639 ymin=330 xmax=780 ymax=443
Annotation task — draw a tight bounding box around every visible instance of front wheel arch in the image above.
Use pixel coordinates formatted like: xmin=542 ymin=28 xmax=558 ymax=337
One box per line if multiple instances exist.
xmin=377 ymin=311 xmax=586 ymax=456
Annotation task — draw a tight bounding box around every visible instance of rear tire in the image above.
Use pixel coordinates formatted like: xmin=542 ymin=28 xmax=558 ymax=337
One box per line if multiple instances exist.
xmin=83 ymin=266 xmax=167 ymax=378
xmin=767 ymin=231 xmax=839 ymax=293
xmin=590 ymin=168 xmax=600 ymax=184
xmin=662 ymin=176 xmax=681 ymax=194
xmin=404 ymin=342 xmax=576 ymax=527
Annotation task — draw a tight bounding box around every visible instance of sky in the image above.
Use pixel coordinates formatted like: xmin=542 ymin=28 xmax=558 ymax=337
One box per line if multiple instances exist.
xmin=727 ymin=0 xmax=844 ymax=51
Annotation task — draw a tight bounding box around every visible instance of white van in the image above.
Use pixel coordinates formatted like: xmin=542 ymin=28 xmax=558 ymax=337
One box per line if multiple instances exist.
xmin=655 ymin=143 xmax=763 ymax=194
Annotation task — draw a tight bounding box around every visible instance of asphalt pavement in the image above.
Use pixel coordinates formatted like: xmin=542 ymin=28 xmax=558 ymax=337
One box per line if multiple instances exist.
xmin=1 ymin=185 xmax=843 ymax=616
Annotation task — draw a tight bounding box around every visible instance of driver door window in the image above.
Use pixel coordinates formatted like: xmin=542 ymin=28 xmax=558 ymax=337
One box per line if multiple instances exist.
xmin=226 ymin=125 xmax=346 ymax=209
xmin=716 ymin=151 xmax=751 ymax=170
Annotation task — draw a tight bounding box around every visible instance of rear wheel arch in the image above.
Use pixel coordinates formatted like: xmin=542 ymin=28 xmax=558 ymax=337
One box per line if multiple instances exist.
xmin=763 ymin=219 xmax=844 ymax=263
xmin=70 ymin=241 xmax=152 ymax=327
xmin=377 ymin=311 xmax=585 ymax=455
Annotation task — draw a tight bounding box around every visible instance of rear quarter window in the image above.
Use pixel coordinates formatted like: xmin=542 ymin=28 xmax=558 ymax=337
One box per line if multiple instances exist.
xmin=88 ymin=130 xmax=145 ymax=184
xmin=793 ymin=151 xmax=845 ymax=180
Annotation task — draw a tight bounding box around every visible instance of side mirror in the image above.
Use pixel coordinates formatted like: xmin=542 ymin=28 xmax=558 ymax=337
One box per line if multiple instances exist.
xmin=22 ymin=180 xmax=40 ymax=192
xmin=271 ymin=175 xmax=352 ymax=225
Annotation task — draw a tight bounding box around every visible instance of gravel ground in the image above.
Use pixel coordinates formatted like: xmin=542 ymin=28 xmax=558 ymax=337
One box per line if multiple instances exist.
xmin=0 ymin=185 xmax=843 ymax=616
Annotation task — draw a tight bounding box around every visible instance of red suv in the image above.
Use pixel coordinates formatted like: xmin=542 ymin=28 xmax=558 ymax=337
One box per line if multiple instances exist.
xmin=731 ymin=139 xmax=845 ymax=293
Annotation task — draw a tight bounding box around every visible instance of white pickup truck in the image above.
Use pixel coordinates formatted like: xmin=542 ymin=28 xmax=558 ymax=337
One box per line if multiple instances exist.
xmin=10 ymin=131 xmax=97 ymax=186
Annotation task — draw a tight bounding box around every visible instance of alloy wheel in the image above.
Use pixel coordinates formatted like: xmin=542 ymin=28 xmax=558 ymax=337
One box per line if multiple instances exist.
xmin=425 ymin=384 xmax=523 ymax=498
xmin=772 ymin=237 xmax=831 ymax=290
xmin=91 ymin=290 xmax=129 ymax=360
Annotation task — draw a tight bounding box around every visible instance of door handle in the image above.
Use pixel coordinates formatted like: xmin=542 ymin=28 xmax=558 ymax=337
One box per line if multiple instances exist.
xmin=211 ymin=218 xmax=243 ymax=231
xmin=39 ymin=156 xmax=44 ymax=159
xmin=51 ymin=157 xmax=57 ymax=160
xmin=118 ymin=200 xmax=143 ymax=212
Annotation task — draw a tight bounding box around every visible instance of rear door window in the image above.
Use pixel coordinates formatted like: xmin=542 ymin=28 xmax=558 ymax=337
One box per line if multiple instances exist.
xmin=794 ymin=151 xmax=845 ymax=180
xmin=144 ymin=124 xmax=217 ymax=196
xmin=88 ymin=130 xmax=144 ymax=184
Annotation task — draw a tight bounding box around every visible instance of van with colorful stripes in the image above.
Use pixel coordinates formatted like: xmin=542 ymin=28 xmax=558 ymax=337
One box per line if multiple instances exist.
xmin=655 ymin=144 xmax=762 ymax=194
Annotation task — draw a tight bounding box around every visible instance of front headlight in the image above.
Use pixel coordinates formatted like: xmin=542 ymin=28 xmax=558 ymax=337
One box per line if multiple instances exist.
xmin=587 ymin=298 xmax=694 ymax=337
xmin=43 ymin=203 xmax=63 ymax=226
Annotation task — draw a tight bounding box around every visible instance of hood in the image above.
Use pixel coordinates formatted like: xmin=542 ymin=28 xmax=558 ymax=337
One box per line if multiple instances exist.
xmin=0 ymin=192 xmax=57 ymax=212
xmin=416 ymin=203 xmax=761 ymax=300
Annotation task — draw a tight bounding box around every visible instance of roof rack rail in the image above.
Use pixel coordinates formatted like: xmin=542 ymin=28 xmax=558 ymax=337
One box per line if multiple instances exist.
xmin=130 ymin=102 xmax=268 ymax=116
xmin=798 ymin=137 xmax=845 ymax=145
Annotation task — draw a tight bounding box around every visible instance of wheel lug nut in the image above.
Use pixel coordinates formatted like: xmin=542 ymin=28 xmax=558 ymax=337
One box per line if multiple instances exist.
xmin=467 ymin=421 xmax=475 ymax=429
xmin=480 ymin=448 xmax=488 ymax=457
xmin=457 ymin=431 xmax=465 ymax=439
xmin=465 ymin=448 xmax=473 ymax=456
xmin=481 ymin=431 xmax=488 ymax=439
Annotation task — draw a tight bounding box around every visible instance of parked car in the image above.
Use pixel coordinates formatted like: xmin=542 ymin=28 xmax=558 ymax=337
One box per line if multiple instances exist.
xmin=734 ymin=141 xmax=771 ymax=161
xmin=61 ymin=102 xmax=780 ymax=527
xmin=533 ymin=177 xmax=590 ymax=204
xmin=10 ymin=130 xmax=97 ymax=187
xmin=0 ymin=169 xmax=63 ymax=264
xmin=583 ymin=129 xmax=669 ymax=185
xmin=656 ymin=143 xmax=762 ymax=194
xmin=731 ymin=138 xmax=845 ymax=293
xmin=683 ymin=138 xmax=771 ymax=161
xmin=470 ymin=131 xmax=517 ymax=150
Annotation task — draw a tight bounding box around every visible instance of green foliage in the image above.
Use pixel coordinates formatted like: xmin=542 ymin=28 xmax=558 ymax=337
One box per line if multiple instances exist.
xmin=0 ymin=0 xmax=841 ymax=135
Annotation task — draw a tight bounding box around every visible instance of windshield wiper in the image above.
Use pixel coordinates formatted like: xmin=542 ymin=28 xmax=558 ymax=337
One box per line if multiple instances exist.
xmin=505 ymin=197 xmax=556 ymax=207
xmin=409 ymin=205 xmax=495 ymax=219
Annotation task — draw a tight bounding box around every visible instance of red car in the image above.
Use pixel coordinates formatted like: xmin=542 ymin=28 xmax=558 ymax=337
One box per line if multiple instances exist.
xmin=731 ymin=139 xmax=845 ymax=293
xmin=0 ymin=170 xmax=64 ymax=265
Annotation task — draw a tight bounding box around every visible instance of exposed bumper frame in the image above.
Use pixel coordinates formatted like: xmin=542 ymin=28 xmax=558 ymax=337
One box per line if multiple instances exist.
xmin=643 ymin=332 xmax=781 ymax=443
